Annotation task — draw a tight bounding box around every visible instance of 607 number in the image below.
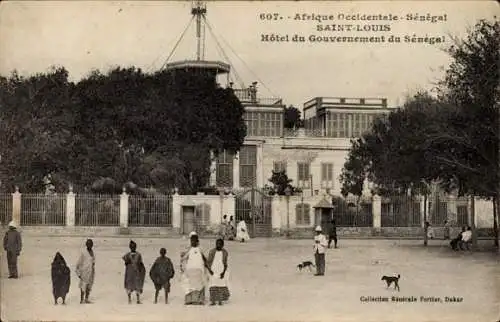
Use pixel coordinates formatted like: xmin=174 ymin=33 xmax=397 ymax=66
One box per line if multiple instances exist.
xmin=259 ymin=13 xmax=281 ymax=20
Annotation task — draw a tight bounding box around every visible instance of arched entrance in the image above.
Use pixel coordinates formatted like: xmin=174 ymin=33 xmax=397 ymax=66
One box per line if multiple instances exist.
xmin=234 ymin=188 xmax=272 ymax=237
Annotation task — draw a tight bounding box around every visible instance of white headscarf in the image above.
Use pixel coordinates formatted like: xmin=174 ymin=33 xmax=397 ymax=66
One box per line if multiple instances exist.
xmin=8 ymin=221 xmax=16 ymax=228
xmin=315 ymin=225 xmax=322 ymax=232
xmin=189 ymin=231 xmax=197 ymax=238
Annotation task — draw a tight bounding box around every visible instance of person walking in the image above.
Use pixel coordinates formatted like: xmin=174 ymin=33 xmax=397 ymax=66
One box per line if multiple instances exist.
xmin=75 ymin=239 xmax=95 ymax=304
xmin=328 ymin=219 xmax=338 ymax=249
xmin=207 ymin=238 xmax=230 ymax=306
xmin=123 ymin=240 xmax=146 ymax=304
xmin=3 ymin=221 xmax=22 ymax=279
xmin=51 ymin=252 xmax=71 ymax=305
xmin=149 ymin=247 xmax=175 ymax=304
xmin=181 ymin=234 xmax=212 ymax=305
xmin=313 ymin=226 xmax=328 ymax=276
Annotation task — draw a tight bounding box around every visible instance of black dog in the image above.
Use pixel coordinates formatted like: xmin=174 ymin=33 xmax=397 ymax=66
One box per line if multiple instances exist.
xmin=297 ymin=261 xmax=315 ymax=272
xmin=381 ymin=274 xmax=400 ymax=291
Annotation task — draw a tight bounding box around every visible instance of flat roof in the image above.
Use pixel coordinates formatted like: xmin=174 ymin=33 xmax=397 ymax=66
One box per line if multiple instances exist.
xmin=165 ymin=60 xmax=231 ymax=74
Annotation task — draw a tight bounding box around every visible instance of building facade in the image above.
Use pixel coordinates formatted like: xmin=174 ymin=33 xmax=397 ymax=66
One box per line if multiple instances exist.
xmin=209 ymin=85 xmax=392 ymax=196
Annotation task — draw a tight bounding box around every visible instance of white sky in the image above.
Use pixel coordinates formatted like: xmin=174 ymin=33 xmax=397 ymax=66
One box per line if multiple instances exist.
xmin=0 ymin=1 xmax=498 ymax=108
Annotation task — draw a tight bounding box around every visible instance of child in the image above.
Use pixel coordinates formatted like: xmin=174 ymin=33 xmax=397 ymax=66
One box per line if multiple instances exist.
xmin=207 ymin=238 xmax=230 ymax=305
xmin=149 ymin=248 xmax=175 ymax=304
xmin=122 ymin=240 xmax=145 ymax=304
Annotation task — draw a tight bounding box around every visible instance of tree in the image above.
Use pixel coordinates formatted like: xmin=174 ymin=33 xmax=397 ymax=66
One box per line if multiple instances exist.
xmin=436 ymin=18 xmax=500 ymax=248
xmin=283 ymin=105 xmax=303 ymax=129
xmin=340 ymin=92 xmax=450 ymax=245
xmin=0 ymin=67 xmax=75 ymax=192
xmin=268 ymin=170 xmax=300 ymax=195
xmin=0 ymin=66 xmax=247 ymax=193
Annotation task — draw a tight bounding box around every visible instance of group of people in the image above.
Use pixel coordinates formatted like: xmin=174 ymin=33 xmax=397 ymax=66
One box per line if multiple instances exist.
xmin=48 ymin=232 xmax=230 ymax=306
xmin=425 ymin=220 xmax=474 ymax=251
xmin=450 ymin=226 xmax=473 ymax=251
xmin=219 ymin=215 xmax=250 ymax=243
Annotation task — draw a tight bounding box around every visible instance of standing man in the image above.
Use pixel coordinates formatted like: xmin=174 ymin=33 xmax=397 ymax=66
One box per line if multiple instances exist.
xmin=76 ymin=239 xmax=95 ymax=304
xmin=328 ymin=219 xmax=338 ymax=249
xmin=3 ymin=221 xmax=22 ymax=279
xmin=313 ymin=226 xmax=328 ymax=276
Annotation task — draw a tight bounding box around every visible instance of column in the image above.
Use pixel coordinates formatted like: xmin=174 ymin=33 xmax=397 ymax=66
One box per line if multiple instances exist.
xmin=420 ymin=195 xmax=426 ymax=227
xmin=66 ymin=185 xmax=76 ymax=227
xmin=256 ymin=143 xmax=264 ymax=188
xmin=233 ymin=152 xmax=240 ymax=189
xmin=271 ymin=195 xmax=281 ymax=230
xmin=12 ymin=187 xmax=21 ymax=226
xmin=119 ymin=188 xmax=129 ymax=228
xmin=209 ymin=150 xmax=217 ymax=186
xmin=171 ymin=189 xmax=182 ymax=231
xmin=447 ymin=194 xmax=457 ymax=225
xmin=372 ymin=194 xmax=381 ymax=228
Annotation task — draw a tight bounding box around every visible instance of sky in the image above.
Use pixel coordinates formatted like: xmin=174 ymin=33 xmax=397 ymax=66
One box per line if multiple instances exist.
xmin=0 ymin=1 xmax=498 ymax=109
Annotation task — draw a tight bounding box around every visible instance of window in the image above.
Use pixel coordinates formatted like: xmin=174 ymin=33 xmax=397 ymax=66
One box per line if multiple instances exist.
xmin=296 ymin=203 xmax=311 ymax=225
xmin=273 ymin=161 xmax=287 ymax=174
xmin=457 ymin=205 xmax=468 ymax=226
xmin=216 ymin=150 xmax=234 ymax=187
xmin=321 ymin=163 xmax=334 ymax=188
xmin=239 ymin=145 xmax=257 ymax=188
xmin=297 ymin=162 xmax=310 ymax=188
xmin=195 ymin=203 xmax=211 ymax=228
xmin=244 ymin=111 xmax=283 ymax=137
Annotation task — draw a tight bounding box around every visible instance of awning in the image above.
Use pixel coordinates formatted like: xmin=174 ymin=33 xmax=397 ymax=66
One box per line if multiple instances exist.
xmin=313 ymin=198 xmax=334 ymax=209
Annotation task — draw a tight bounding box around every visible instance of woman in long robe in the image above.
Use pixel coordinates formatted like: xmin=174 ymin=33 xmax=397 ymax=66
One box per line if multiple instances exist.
xmin=51 ymin=252 xmax=70 ymax=305
xmin=236 ymin=220 xmax=250 ymax=242
xmin=75 ymin=239 xmax=95 ymax=304
xmin=122 ymin=240 xmax=146 ymax=304
xmin=181 ymin=234 xmax=213 ymax=305
xmin=207 ymin=238 xmax=230 ymax=305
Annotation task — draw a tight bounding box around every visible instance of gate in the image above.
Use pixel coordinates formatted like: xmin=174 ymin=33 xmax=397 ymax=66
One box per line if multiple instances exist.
xmin=235 ymin=188 xmax=272 ymax=237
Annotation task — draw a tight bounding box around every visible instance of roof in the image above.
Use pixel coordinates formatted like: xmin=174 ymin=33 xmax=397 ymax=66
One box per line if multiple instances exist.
xmin=313 ymin=198 xmax=334 ymax=209
xmin=181 ymin=197 xmax=196 ymax=207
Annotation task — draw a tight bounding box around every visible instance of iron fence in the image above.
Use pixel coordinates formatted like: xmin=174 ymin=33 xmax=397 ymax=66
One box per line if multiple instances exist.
xmin=0 ymin=193 xmax=12 ymax=225
xmin=381 ymin=196 xmax=421 ymax=227
xmin=75 ymin=194 xmax=120 ymax=226
xmin=128 ymin=195 xmax=172 ymax=227
xmin=20 ymin=193 xmax=66 ymax=226
xmin=333 ymin=196 xmax=373 ymax=227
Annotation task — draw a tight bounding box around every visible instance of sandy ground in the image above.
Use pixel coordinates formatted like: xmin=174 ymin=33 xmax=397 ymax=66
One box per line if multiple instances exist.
xmin=1 ymin=236 xmax=499 ymax=322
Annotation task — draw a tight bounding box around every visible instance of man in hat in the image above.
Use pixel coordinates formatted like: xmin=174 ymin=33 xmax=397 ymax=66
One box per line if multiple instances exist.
xmin=313 ymin=226 xmax=327 ymax=276
xmin=3 ymin=221 xmax=22 ymax=278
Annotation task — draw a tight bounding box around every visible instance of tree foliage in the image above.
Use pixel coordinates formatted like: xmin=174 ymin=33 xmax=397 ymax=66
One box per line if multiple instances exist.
xmin=283 ymin=105 xmax=303 ymax=129
xmin=267 ymin=170 xmax=300 ymax=195
xmin=0 ymin=66 xmax=247 ymax=193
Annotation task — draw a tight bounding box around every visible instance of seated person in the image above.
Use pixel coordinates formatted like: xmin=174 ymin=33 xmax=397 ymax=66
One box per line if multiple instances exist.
xmin=450 ymin=227 xmax=466 ymax=251
xmin=459 ymin=226 xmax=472 ymax=250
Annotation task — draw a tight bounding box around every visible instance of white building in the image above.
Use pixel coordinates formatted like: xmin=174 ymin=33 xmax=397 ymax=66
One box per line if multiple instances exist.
xmin=209 ymin=84 xmax=392 ymax=197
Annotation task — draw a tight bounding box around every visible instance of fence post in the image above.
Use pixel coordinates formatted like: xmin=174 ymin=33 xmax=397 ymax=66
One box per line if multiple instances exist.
xmin=66 ymin=185 xmax=75 ymax=227
xmin=209 ymin=150 xmax=217 ymax=186
xmin=120 ymin=188 xmax=129 ymax=228
xmin=447 ymin=194 xmax=457 ymax=225
xmin=271 ymin=195 xmax=281 ymax=231
xmin=372 ymin=194 xmax=381 ymax=228
xmin=233 ymin=152 xmax=240 ymax=189
xmin=171 ymin=188 xmax=181 ymax=232
xmin=12 ymin=187 xmax=21 ymax=226
xmin=420 ymin=195 xmax=426 ymax=228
